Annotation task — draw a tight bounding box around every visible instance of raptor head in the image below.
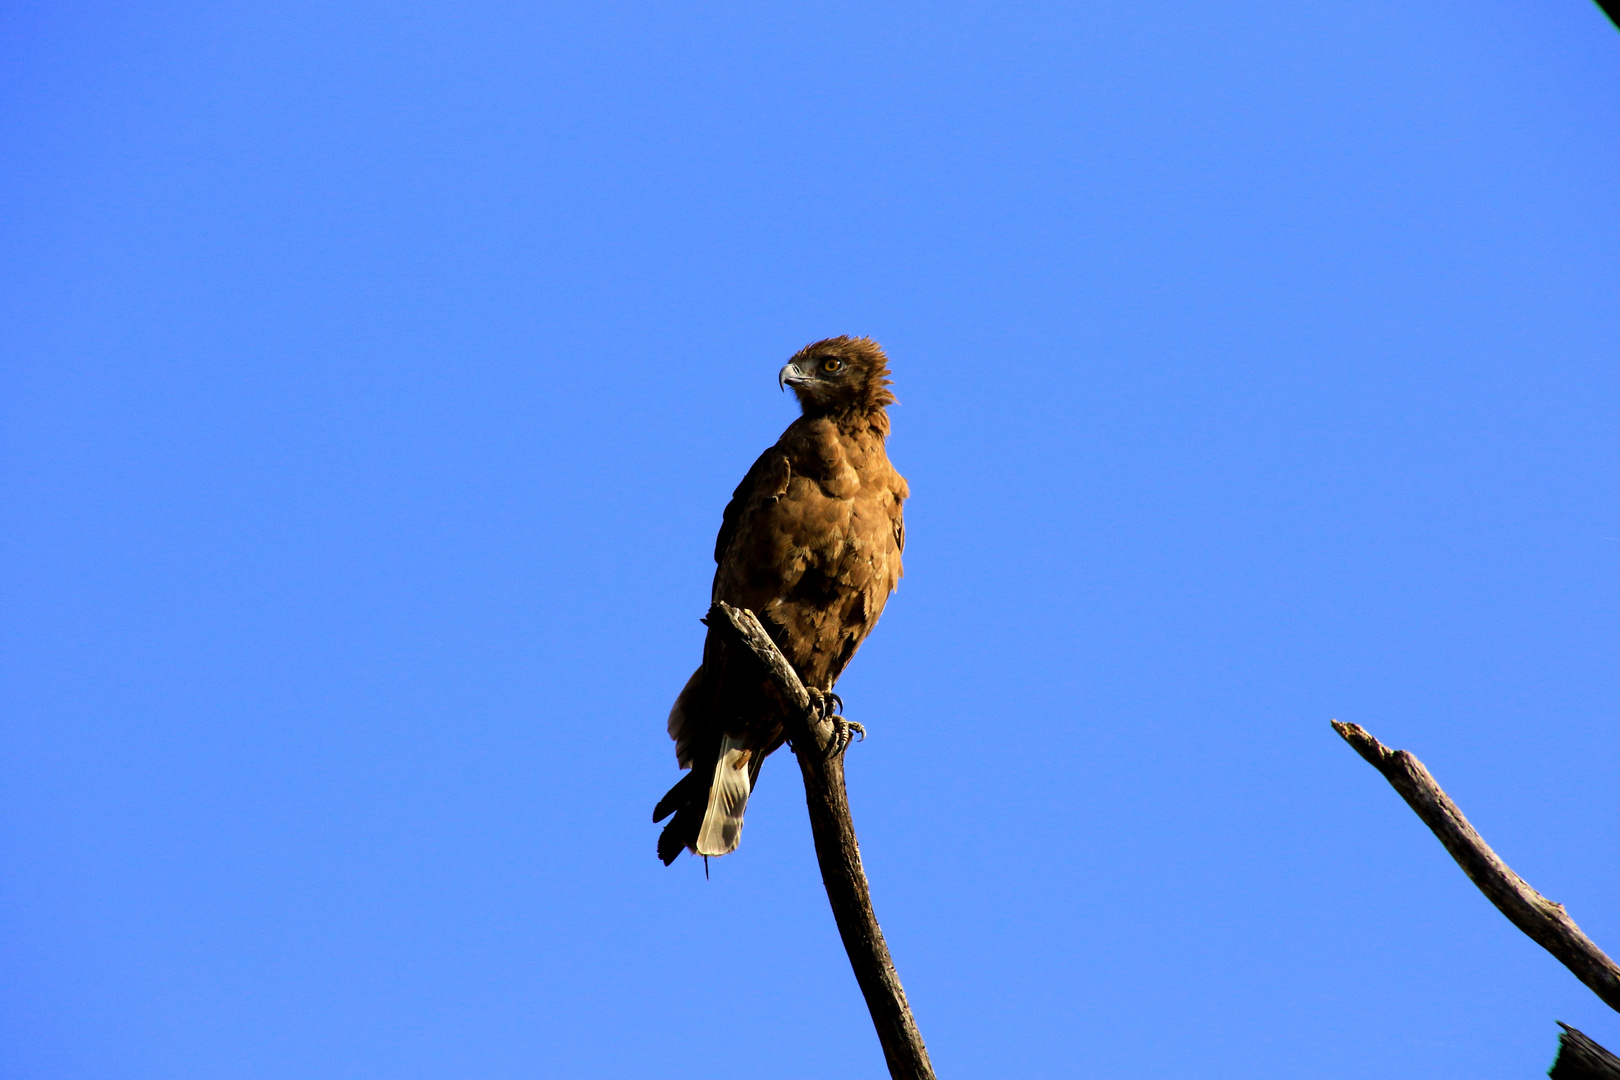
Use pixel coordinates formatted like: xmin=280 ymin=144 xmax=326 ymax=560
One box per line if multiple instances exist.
xmin=778 ymin=336 xmax=897 ymax=419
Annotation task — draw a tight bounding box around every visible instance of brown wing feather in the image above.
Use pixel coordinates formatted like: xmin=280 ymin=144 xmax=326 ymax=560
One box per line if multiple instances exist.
xmin=713 ymin=447 xmax=790 ymax=566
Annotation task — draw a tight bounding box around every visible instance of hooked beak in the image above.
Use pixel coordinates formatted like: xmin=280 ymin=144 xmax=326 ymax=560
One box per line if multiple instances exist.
xmin=778 ymin=362 xmax=806 ymax=391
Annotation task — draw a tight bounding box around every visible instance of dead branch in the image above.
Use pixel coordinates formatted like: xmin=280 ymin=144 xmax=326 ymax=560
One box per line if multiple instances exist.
xmin=1595 ymin=0 xmax=1620 ymax=34
xmin=1551 ymin=1023 xmax=1620 ymax=1080
xmin=1332 ymin=720 xmax=1620 ymax=1013
xmin=709 ymin=602 xmax=936 ymax=1080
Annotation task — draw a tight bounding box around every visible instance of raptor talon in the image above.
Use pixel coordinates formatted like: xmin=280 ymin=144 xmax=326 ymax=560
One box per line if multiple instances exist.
xmin=824 ymin=716 xmax=865 ymax=759
xmin=807 ymin=687 xmax=841 ymax=724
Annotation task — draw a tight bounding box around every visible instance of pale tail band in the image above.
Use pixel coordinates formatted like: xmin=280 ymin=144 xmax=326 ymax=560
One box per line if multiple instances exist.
xmin=694 ymin=734 xmax=752 ymax=856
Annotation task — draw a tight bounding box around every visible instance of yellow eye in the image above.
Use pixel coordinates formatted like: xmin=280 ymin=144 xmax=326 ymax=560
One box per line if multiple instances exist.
xmin=821 ymin=358 xmax=843 ymax=373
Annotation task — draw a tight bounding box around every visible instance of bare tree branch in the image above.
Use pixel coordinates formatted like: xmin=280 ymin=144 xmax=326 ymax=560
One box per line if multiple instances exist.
xmin=1332 ymin=720 xmax=1620 ymax=1013
xmin=709 ymin=602 xmax=936 ymax=1080
xmin=1593 ymin=0 xmax=1620 ymax=34
xmin=1551 ymin=1023 xmax=1620 ymax=1080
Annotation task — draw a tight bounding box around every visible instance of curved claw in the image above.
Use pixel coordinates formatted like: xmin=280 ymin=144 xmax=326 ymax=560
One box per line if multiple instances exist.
xmin=824 ymin=717 xmax=866 ymax=760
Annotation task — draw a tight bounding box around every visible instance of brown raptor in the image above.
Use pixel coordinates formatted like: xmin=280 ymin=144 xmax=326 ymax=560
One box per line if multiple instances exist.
xmin=654 ymin=336 xmax=909 ymax=865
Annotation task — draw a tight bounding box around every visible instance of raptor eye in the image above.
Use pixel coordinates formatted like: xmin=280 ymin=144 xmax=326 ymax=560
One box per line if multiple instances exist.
xmin=821 ymin=358 xmax=843 ymax=373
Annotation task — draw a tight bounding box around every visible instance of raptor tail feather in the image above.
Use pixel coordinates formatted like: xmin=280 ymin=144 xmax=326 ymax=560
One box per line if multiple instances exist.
xmin=695 ymin=735 xmax=752 ymax=857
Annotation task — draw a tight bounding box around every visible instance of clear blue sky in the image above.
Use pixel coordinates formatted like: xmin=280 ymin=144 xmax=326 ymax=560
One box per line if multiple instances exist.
xmin=4 ymin=2 xmax=1618 ymax=1077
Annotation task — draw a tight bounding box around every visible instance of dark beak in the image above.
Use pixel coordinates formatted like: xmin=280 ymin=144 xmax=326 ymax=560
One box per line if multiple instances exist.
xmin=778 ymin=363 xmax=804 ymax=391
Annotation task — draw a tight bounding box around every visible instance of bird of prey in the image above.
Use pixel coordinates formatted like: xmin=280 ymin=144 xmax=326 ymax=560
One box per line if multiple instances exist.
xmin=654 ymin=337 xmax=909 ymax=866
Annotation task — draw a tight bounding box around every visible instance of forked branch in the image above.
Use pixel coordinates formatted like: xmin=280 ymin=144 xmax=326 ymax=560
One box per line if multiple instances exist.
xmin=708 ymin=602 xmax=936 ymax=1080
xmin=1332 ymin=720 xmax=1620 ymax=1013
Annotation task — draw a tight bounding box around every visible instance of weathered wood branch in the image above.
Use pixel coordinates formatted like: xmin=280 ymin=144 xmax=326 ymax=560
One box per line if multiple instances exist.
xmin=1332 ymin=720 xmax=1620 ymax=1013
xmin=1594 ymin=0 xmax=1620 ymax=34
xmin=1551 ymin=1023 xmax=1620 ymax=1080
xmin=709 ymin=602 xmax=936 ymax=1080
